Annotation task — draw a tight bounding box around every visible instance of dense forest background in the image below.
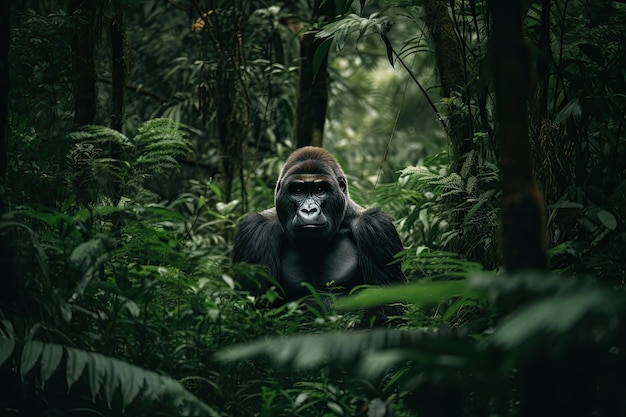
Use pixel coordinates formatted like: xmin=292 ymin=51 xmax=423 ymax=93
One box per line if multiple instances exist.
xmin=0 ymin=0 xmax=625 ymax=416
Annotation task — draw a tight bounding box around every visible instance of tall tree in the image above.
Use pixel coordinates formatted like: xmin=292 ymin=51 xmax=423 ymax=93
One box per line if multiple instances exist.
xmin=422 ymin=0 xmax=472 ymax=165
xmin=68 ymin=0 xmax=97 ymax=127
xmin=0 ymin=0 xmax=9 ymax=187
xmin=110 ymin=0 xmax=125 ymax=133
xmin=294 ymin=0 xmax=335 ymax=149
xmin=488 ymin=0 xmax=547 ymax=270
xmin=109 ymin=0 xmax=126 ymax=239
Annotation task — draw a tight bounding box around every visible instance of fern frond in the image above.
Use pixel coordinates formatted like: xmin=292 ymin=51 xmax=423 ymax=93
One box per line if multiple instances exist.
xmin=460 ymin=149 xmax=475 ymax=178
xmin=69 ymin=125 xmax=132 ymax=148
xmin=466 ymin=175 xmax=478 ymax=194
xmin=397 ymin=150 xmax=502 ymax=267
xmin=132 ymin=118 xmax=193 ymax=176
xmin=66 ymin=119 xmax=194 ymax=203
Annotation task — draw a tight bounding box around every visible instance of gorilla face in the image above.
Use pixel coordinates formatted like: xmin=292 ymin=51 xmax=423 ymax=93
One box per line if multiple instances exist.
xmin=278 ymin=176 xmax=338 ymax=242
xmin=275 ymin=148 xmax=349 ymax=246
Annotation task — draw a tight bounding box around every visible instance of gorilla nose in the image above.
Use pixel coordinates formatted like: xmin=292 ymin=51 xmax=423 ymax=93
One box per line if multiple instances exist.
xmin=300 ymin=205 xmax=318 ymax=215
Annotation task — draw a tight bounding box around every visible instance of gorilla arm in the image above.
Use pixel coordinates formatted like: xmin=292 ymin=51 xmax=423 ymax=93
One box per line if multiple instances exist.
xmin=232 ymin=208 xmax=283 ymax=293
xmin=350 ymin=207 xmax=407 ymax=322
xmin=351 ymin=208 xmax=406 ymax=286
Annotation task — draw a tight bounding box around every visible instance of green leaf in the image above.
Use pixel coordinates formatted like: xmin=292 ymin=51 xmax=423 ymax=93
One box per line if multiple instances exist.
xmin=547 ymin=201 xmax=584 ymax=209
xmin=216 ymin=200 xmax=239 ymax=215
xmin=300 ymin=282 xmax=331 ymax=317
xmin=317 ymin=18 xmax=352 ymax=39
xmin=221 ymin=274 xmax=235 ymax=289
xmin=217 ymin=328 xmax=478 ymax=376
xmin=555 ymin=98 xmax=582 ymax=124
xmin=597 ymin=209 xmax=617 ymax=230
xmin=88 ymin=350 xmax=106 ymax=401
xmin=380 ymin=32 xmax=394 ymax=67
xmin=125 ymin=300 xmax=141 ymax=318
xmin=55 ymin=344 xmax=218 ymax=415
xmin=119 ymin=360 xmax=143 ymax=409
xmin=208 ymin=182 xmax=222 ymax=200
xmin=69 ymin=238 xmax=106 ymax=271
xmin=313 ymin=38 xmax=332 ymax=77
xmin=39 ymin=343 xmax=64 ymax=387
xmin=21 ymin=340 xmax=44 ymax=380
xmin=492 ymin=288 xmax=622 ymax=349
xmin=66 ymin=346 xmax=88 ymax=390
xmin=0 ymin=321 xmax=15 ymax=368
xmin=197 ymin=196 xmax=206 ymax=210
xmin=463 ymin=197 xmax=489 ymax=224
xmin=103 ymin=352 xmax=121 ymax=407
xmin=337 ymin=280 xmax=479 ymax=310
xmin=327 ymin=401 xmax=343 ymax=415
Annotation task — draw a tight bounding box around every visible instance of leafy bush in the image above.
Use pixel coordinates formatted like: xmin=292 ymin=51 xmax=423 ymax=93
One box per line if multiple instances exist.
xmin=219 ymin=271 xmax=626 ymax=417
xmin=391 ymin=150 xmax=500 ymax=272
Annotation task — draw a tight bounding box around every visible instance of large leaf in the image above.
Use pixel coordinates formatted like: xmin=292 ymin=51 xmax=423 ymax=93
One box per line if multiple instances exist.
xmin=39 ymin=342 xmax=63 ymax=388
xmin=18 ymin=342 xmax=217 ymax=416
xmin=20 ymin=340 xmax=44 ymax=380
xmin=66 ymin=345 xmax=88 ymax=389
xmin=492 ymin=288 xmax=622 ymax=350
xmin=470 ymin=272 xmax=626 ymax=355
xmin=337 ymin=280 xmax=481 ymax=310
xmin=69 ymin=237 xmax=110 ymax=297
xmin=0 ymin=320 xmax=15 ymax=368
xmin=217 ymin=328 xmax=481 ymax=376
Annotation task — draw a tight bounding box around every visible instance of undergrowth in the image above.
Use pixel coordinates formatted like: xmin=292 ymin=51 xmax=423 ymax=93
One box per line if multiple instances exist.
xmin=2 ymin=117 xmax=625 ymax=416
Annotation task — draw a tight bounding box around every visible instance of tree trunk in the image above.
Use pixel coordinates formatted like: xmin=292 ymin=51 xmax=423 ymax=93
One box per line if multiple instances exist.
xmin=68 ymin=0 xmax=97 ymax=127
xmin=109 ymin=0 xmax=125 ymax=240
xmin=422 ymin=0 xmax=472 ymax=162
xmin=0 ymin=0 xmax=9 ymax=188
xmin=528 ymin=0 xmax=568 ymax=211
xmin=294 ymin=0 xmax=334 ymax=149
xmin=488 ymin=0 xmax=548 ymax=270
xmin=110 ymin=0 xmax=125 ymax=133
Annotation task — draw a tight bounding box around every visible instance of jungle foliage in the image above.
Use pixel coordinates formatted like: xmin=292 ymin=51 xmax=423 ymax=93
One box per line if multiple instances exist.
xmin=1 ymin=0 xmax=625 ymax=416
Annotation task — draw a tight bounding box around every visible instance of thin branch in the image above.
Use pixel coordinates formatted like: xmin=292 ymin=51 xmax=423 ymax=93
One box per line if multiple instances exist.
xmin=392 ymin=47 xmax=449 ymax=134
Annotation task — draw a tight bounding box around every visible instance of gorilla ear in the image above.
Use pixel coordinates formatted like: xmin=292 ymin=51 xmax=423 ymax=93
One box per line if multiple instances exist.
xmin=338 ymin=176 xmax=348 ymax=194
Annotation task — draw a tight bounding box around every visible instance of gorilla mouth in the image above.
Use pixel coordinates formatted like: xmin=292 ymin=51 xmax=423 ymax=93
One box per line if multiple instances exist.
xmin=297 ymin=224 xmax=325 ymax=229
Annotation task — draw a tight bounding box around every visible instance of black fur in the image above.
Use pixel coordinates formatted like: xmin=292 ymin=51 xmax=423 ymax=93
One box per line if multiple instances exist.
xmin=233 ymin=147 xmax=406 ymax=315
xmin=352 ymin=208 xmax=405 ymax=286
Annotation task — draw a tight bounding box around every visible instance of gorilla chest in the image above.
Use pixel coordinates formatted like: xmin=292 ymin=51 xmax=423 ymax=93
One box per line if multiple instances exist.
xmin=280 ymin=234 xmax=359 ymax=298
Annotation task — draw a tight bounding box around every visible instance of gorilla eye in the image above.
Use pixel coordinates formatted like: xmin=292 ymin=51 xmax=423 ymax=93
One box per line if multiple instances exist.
xmin=314 ymin=183 xmax=328 ymax=196
xmin=291 ymin=184 xmax=304 ymax=195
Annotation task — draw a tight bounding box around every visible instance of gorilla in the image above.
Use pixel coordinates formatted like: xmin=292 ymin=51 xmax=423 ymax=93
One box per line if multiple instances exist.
xmin=233 ymin=146 xmax=406 ymax=310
